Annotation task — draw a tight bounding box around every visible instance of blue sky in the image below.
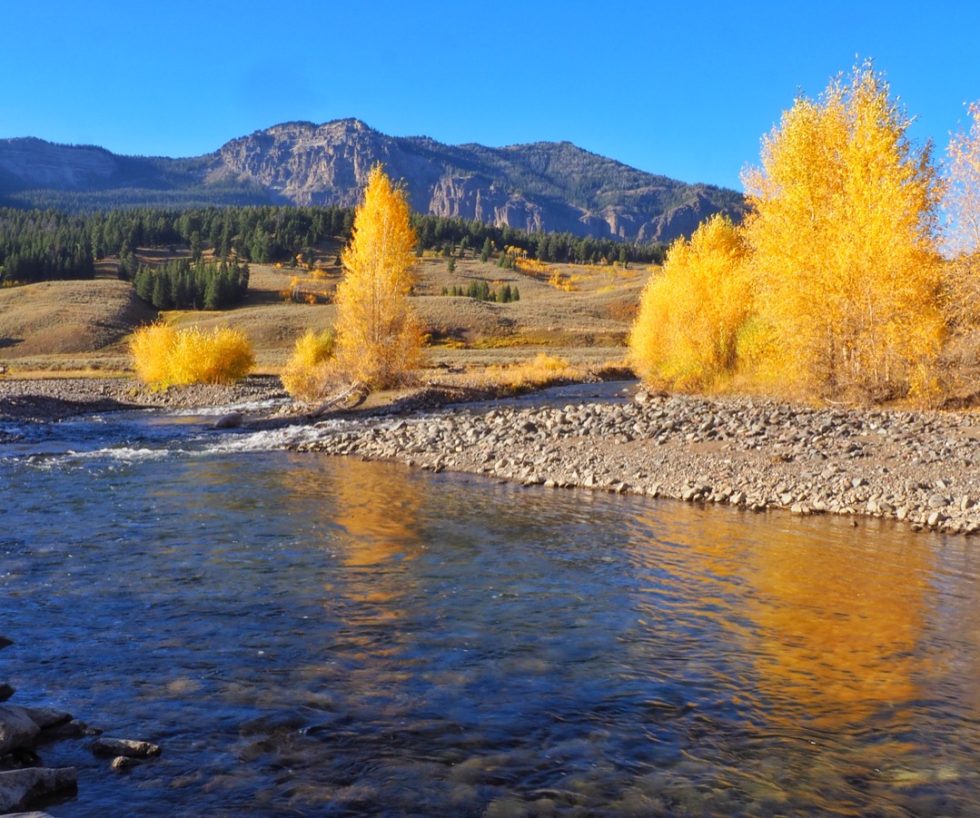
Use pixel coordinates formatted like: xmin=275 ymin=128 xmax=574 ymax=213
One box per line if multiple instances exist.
xmin=1 ymin=1 xmax=976 ymax=189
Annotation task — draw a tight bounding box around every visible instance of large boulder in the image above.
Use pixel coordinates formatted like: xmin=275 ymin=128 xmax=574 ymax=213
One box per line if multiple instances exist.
xmin=0 ymin=768 xmax=77 ymax=813
xmin=0 ymin=706 xmax=40 ymax=755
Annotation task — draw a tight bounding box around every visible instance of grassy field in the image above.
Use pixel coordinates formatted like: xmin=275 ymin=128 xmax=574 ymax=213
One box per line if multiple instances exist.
xmin=0 ymin=246 xmax=653 ymax=380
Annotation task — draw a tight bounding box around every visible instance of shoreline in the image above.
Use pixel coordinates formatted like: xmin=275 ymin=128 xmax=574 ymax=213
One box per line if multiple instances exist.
xmin=2 ymin=376 xmax=978 ymax=536
xmin=296 ymin=385 xmax=980 ymax=537
xmin=0 ymin=374 xmax=288 ymax=423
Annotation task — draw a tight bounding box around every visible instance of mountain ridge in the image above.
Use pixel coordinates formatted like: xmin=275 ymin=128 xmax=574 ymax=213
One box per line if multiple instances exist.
xmin=0 ymin=119 xmax=745 ymax=243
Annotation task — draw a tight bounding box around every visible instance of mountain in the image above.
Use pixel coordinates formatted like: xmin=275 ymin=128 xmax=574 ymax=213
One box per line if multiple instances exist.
xmin=0 ymin=120 xmax=745 ymax=243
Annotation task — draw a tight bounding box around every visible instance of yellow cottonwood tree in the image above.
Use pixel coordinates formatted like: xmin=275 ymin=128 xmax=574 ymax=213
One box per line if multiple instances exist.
xmin=944 ymin=102 xmax=980 ymax=329
xmin=742 ymin=64 xmax=944 ymax=400
xmin=333 ymin=165 xmax=424 ymax=388
xmin=947 ymin=102 xmax=980 ymax=255
xmin=629 ymin=214 xmax=752 ymax=391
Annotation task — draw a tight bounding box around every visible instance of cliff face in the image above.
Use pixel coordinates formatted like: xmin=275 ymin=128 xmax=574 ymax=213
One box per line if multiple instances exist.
xmin=0 ymin=120 xmax=745 ymax=242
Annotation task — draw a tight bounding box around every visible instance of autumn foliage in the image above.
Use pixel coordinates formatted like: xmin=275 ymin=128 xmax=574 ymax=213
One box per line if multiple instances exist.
xmin=280 ymin=329 xmax=335 ymax=403
xmin=629 ymin=215 xmax=751 ymax=391
xmin=943 ymin=102 xmax=980 ymax=330
xmin=483 ymin=353 xmax=580 ymax=391
xmin=130 ymin=323 xmax=254 ymax=387
xmin=631 ymin=63 xmax=952 ymax=403
xmin=742 ymin=65 xmax=944 ymax=400
xmin=332 ymin=165 xmax=424 ymax=388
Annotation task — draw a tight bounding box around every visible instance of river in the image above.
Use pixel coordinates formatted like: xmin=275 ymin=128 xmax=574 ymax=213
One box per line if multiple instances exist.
xmin=2 ymin=405 xmax=979 ymax=816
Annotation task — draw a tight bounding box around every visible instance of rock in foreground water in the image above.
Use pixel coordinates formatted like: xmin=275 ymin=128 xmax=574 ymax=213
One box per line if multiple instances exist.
xmin=0 ymin=768 xmax=77 ymax=813
xmin=90 ymin=737 xmax=161 ymax=759
xmin=0 ymin=707 xmax=40 ymax=756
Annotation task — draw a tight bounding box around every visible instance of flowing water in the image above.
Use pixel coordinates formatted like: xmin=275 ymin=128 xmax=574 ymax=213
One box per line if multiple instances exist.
xmin=2 ymin=405 xmax=979 ymax=816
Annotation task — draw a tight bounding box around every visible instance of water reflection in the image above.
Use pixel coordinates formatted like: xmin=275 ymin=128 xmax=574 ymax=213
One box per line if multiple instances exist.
xmin=2 ymin=450 xmax=979 ymax=817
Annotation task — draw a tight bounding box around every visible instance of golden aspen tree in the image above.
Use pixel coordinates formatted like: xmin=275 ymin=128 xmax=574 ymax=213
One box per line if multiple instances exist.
xmin=629 ymin=214 xmax=752 ymax=391
xmin=943 ymin=102 xmax=980 ymax=328
xmin=333 ymin=164 xmax=424 ymax=388
xmin=742 ymin=63 xmax=944 ymax=401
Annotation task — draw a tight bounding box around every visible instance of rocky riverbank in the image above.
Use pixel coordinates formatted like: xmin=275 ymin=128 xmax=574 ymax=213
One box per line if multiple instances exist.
xmin=296 ymin=387 xmax=980 ymax=536
xmin=0 ymin=375 xmax=287 ymax=423
xmin=0 ymin=637 xmax=161 ymax=815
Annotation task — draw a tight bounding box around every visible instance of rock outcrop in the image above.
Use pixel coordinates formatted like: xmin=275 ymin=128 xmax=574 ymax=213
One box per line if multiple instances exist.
xmin=1 ymin=121 xmax=745 ymax=243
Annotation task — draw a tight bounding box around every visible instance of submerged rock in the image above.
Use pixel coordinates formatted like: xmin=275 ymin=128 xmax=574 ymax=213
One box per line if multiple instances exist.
xmin=110 ymin=755 xmax=141 ymax=772
xmin=214 ymin=411 xmax=244 ymax=429
xmin=0 ymin=684 xmax=14 ymax=702
xmin=0 ymin=767 xmax=77 ymax=813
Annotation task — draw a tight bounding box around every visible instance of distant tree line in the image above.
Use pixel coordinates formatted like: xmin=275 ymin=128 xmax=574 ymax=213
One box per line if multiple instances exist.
xmin=133 ymin=258 xmax=249 ymax=310
xmin=0 ymin=205 xmax=666 ymax=284
xmin=0 ymin=209 xmax=95 ymax=281
xmin=443 ymin=281 xmax=520 ymax=302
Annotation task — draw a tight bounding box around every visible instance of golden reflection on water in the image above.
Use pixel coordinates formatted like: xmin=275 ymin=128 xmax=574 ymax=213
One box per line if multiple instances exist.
xmin=331 ymin=459 xmax=424 ymax=570
xmin=628 ymin=503 xmax=933 ymax=731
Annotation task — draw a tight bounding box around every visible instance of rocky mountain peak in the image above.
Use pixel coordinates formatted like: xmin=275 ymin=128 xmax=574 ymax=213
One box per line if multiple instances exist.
xmin=0 ymin=121 xmax=745 ymax=242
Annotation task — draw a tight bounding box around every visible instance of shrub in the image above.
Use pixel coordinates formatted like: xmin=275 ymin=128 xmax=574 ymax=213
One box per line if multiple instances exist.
xmin=280 ymin=329 xmax=336 ymax=403
xmin=629 ymin=214 xmax=752 ymax=391
xmin=129 ymin=322 xmax=254 ymax=387
xmin=129 ymin=322 xmax=177 ymax=386
xmin=483 ymin=353 xmax=580 ymax=391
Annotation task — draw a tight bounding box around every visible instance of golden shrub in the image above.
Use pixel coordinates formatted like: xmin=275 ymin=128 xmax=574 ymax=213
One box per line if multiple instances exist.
xmin=129 ymin=323 xmax=254 ymax=387
xmin=483 ymin=353 xmax=580 ymax=390
xmin=629 ymin=214 xmax=752 ymax=391
xmin=129 ymin=322 xmax=177 ymax=386
xmin=280 ymin=329 xmax=335 ymax=403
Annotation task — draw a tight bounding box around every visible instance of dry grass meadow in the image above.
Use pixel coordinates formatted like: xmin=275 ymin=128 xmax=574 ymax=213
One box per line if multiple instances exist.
xmin=0 ymin=244 xmax=652 ymax=383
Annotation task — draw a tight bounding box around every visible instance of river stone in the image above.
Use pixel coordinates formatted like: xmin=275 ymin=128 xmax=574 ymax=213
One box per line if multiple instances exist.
xmin=36 ymin=719 xmax=97 ymax=742
xmin=0 ymin=683 xmax=14 ymax=702
xmin=0 ymin=637 xmax=11 ymax=650
xmin=110 ymin=755 xmax=141 ymax=772
xmin=22 ymin=708 xmax=72 ymax=730
xmin=0 ymin=768 xmax=77 ymax=813
xmin=90 ymin=737 xmax=161 ymax=758
xmin=0 ymin=706 xmax=41 ymax=755
xmin=214 ymin=412 xmax=243 ymax=429
xmin=2 ymin=813 xmax=59 ymax=817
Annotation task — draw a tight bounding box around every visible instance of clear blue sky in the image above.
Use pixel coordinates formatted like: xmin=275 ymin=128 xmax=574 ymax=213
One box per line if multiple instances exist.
xmin=1 ymin=1 xmax=976 ymax=190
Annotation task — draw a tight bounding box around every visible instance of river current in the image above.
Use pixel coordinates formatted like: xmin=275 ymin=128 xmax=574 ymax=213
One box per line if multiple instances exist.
xmin=1 ymin=403 xmax=979 ymax=816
